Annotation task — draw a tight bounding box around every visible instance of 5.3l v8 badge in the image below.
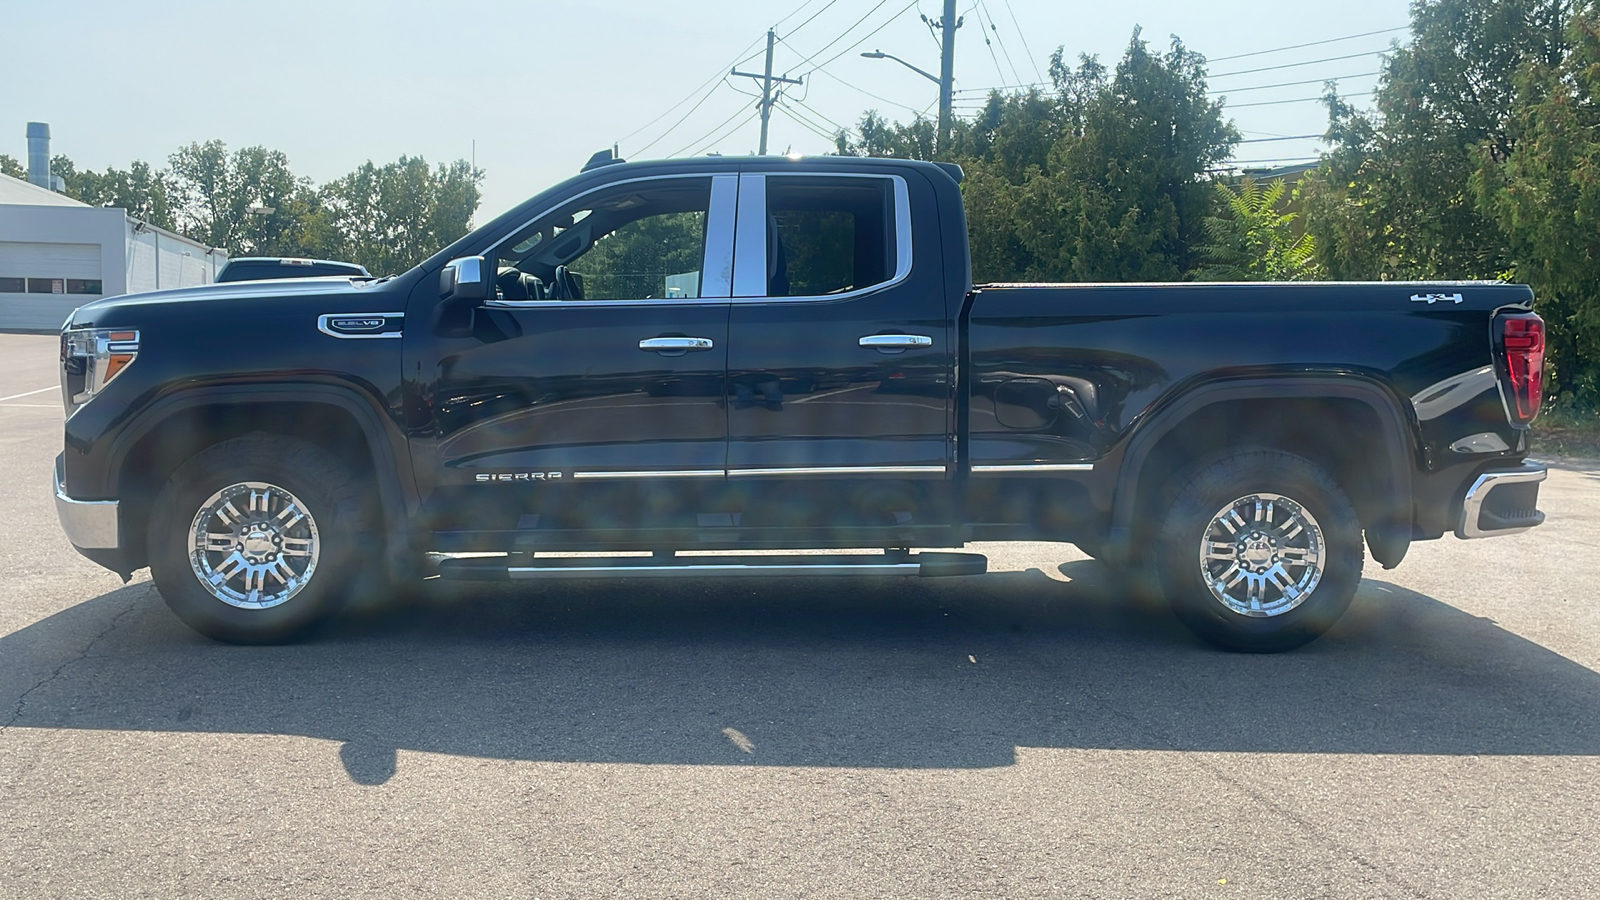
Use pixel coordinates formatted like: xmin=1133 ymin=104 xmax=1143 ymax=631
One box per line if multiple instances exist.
xmin=1411 ymin=293 xmax=1464 ymax=305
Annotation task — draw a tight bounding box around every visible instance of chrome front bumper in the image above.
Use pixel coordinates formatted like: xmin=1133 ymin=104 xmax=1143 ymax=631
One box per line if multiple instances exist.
xmin=1456 ymin=462 xmax=1547 ymax=539
xmin=54 ymin=455 xmax=120 ymax=550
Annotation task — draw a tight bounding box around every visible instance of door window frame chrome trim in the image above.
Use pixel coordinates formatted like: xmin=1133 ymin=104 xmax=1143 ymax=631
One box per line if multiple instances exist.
xmin=483 ymin=173 xmax=739 ymax=309
xmin=730 ymin=172 xmax=913 ymax=304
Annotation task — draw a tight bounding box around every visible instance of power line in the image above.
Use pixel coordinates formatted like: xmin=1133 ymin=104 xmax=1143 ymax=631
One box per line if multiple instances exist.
xmin=787 ymin=95 xmax=850 ymax=133
xmin=999 ymin=0 xmax=1044 ymax=82
xmin=802 ymin=0 xmax=922 ymax=75
xmin=1208 ymin=72 xmax=1379 ymax=95
xmin=1222 ymin=93 xmax=1361 ymax=109
xmin=1211 ymin=49 xmax=1390 ymax=79
xmin=977 ymin=0 xmax=1024 ymax=86
xmin=775 ymin=103 xmax=836 ymax=141
xmin=668 ymin=97 xmax=760 ymax=158
xmin=1207 ymin=26 xmax=1406 ymax=63
xmin=783 ymin=0 xmax=895 ymax=71
xmin=617 ymin=0 xmax=835 ymax=155
xmin=957 ymin=67 xmax=1380 ymax=96
xmin=779 ymin=0 xmax=844 ymax=39
xmin=689 ymin=109 xmax=766 ymax=157
xmin=970 ymin=0 xmax=1009 ymax=82
xmin=776 ymin=98 xmax=845 ymax=141
xmin=621 ymin=34 xmax=767 ymax=153
xmin=809 ymin=65 xmax=928 ymax=114
xmin=1236 ymin=134 xmax=1322 ymax=143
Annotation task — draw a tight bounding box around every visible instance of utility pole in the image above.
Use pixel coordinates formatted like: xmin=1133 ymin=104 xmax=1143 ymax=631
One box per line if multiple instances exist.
xmin=870 ymin=2 xmax=962 ymax=151
xmin=936 ymin=0 xmax=961 ymax=151
xmin=732 ymin=29 xmax=802 ymax=155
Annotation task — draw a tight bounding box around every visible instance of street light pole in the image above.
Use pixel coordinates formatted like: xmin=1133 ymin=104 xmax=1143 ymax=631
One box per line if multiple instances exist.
xmin=860 ymin=0 xmax=960 ymax=152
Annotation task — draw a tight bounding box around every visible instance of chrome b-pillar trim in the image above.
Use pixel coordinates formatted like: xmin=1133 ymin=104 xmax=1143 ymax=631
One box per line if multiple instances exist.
xmin=54 ymin=456 xmax=120 ymax=550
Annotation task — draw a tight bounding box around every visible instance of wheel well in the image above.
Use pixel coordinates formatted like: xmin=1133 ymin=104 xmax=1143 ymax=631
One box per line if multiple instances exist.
xmin=1130 ymin=397 xmax=1396 ymax=537
xmin=115 ymin=402 xmax=377 ymax=568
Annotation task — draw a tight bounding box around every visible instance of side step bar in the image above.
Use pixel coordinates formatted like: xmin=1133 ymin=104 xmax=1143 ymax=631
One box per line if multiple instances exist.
xmin=437 ymin=551 xmax=987 ymax=582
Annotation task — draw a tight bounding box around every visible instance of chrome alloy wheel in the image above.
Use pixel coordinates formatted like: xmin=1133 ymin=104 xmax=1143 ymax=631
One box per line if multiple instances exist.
xmin=1198 ymin=492 xmax=1325 ymax=618
xmin=187 ymin=482 xmax=320 ymax=610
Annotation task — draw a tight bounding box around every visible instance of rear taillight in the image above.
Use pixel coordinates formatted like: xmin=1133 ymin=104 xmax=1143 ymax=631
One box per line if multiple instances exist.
xmin=1499 ymin=314 xmax=1544 ymax=426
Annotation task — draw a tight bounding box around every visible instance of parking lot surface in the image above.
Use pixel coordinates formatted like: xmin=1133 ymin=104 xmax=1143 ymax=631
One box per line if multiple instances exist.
xmin=2 ymin=331 xmax=1597 ymax=898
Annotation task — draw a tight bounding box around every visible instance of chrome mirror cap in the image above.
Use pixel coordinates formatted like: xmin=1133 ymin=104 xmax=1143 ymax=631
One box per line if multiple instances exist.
xmin=440 ymin=256 xmax=488 ymax=301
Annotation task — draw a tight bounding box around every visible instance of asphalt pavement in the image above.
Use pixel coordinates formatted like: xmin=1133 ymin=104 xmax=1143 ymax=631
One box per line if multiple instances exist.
xmin=2 ymin=331 xmax=1597 ymax=899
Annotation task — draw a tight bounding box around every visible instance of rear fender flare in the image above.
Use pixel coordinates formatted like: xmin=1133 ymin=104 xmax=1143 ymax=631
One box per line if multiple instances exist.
xmin=1106 ymin=376 xmax=1416 ymax=569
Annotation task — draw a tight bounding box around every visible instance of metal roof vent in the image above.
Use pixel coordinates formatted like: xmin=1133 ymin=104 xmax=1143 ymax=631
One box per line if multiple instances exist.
xmin=26 ymin=122 xmax=53 ymax=190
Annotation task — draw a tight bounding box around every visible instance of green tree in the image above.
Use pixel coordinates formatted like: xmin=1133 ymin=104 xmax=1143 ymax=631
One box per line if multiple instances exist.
xmin=1475 ymin=2 xmax=1600 ymax=407
xmin=314 ymin=157 xmax=483 ymax=275
xmin=985 ymin=34 xmax=1236 ymax=282
xmin=833 ymin=32 xmax=1236 ymax=284
xmin=58 ymin=159 xmax=177 ymax=230
xmin=570 ymin=210 xmax=707 ymax=299
xmin=1196 ymin=178 xmax=1322 ymax=280
xmin=1300 ymin=0 xmax=1573 ymax=280
xmin=167 ymin=141 xmax=314 ymax=255
xmin=0 ymin=154 xmax=24 ymax=180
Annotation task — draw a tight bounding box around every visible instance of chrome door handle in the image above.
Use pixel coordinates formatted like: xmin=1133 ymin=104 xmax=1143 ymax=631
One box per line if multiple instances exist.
xmin=859 ymin=334 xmax=933 ymax=349
xmin=639 ymin=337 xmax=714 ymax=351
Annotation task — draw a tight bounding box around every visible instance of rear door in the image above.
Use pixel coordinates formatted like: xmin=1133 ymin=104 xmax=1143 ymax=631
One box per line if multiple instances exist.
xmin=723 ymin=169 xmax=956 ymax=532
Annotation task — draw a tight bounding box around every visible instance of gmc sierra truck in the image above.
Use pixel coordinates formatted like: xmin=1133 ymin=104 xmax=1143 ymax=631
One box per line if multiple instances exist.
xmin=53 ymin=154 xmax=1549 ymax=651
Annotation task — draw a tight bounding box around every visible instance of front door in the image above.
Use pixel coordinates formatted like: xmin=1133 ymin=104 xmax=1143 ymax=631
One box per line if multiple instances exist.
xmin=723 ymin=171 xmax=956 ymax=532
xmin=410 ymin=174 xmax=736 ymax=537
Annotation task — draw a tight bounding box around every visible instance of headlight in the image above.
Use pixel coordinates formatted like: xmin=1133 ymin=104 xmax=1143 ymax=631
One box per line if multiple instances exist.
xmin=61 ymin=327 xmax=139 ymax=415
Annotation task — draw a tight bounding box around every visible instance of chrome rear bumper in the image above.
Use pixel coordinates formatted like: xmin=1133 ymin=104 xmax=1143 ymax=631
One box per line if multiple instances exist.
xmin=1456 ymin=462 xmax=1547 ymax=539
xmin=55 ymin=455 xmax=120 ymax=550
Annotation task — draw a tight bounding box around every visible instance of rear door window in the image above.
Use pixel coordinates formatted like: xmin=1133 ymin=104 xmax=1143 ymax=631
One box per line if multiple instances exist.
xmin=763 ymin=176 xmax=897 ymax=298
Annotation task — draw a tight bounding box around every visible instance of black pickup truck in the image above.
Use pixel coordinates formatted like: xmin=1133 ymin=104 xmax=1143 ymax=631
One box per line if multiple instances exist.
xmin=53 ymin=154 xmax=1549 ymax=651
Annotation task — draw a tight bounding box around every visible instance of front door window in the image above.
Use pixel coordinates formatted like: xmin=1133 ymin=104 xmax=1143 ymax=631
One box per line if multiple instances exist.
xmin=493 ymin=179 xmax=716 ymax=302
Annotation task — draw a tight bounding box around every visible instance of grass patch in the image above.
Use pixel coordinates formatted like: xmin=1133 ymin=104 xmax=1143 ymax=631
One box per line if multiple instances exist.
xmin=1530 ymin=408 xmax=1600 ymax=459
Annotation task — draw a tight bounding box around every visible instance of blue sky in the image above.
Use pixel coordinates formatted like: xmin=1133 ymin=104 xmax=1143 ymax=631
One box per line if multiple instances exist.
xmin=1 ymin=0 xmax=1409 ymax=219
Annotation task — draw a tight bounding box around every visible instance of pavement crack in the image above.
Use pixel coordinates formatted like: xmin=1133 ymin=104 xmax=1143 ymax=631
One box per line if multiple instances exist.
xmin=1 ymin=591 xmax=144 ymax=735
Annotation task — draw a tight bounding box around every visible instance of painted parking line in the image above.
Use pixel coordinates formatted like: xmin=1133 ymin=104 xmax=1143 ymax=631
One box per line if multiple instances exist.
xmin=0 ymin=386 xmax=56 ymax=403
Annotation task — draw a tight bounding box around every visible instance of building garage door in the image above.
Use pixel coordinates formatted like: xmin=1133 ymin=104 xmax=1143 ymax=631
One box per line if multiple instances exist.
xmin=0 ymin=241 xmax=102 ymax=331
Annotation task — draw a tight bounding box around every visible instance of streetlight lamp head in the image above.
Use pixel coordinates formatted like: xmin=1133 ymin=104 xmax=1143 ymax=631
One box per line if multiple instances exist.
xmin=861 ymin=51 xmax=885 ymax=58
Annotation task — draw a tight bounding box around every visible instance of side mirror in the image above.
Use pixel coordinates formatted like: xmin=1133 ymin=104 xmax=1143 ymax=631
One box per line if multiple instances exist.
xmin=434 ymin=256 xmax=488 ymax=337
xmin=440 ymin=256 xmax=489 ymax=302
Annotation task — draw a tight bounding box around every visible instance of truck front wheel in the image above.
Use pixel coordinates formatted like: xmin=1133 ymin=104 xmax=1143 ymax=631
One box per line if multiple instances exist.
xmin=1154 ymin=450 xmax=1363 ymax=652
xmin=147 ymin=435 xmax=370 ymax=644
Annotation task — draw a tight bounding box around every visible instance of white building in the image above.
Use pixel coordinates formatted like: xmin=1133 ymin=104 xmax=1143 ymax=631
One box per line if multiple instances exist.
xmin=1 ymin=124 xmax=226 ymax=332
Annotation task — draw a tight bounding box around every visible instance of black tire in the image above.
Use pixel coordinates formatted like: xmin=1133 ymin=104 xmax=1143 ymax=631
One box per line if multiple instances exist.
xmin=147 ymin=434 xmax=373 ymax=644
xmin=1154 ymin=449 xmax=1363 ymax=652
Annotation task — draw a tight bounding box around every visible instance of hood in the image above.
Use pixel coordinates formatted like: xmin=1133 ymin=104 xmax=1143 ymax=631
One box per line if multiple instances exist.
xmin=64 ymin=277 xmax=376 ymax=329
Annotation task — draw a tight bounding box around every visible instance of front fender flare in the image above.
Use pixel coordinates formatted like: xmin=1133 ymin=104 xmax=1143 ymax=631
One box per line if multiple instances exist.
xmin=105 ymin=382 xmax=418 ymax=576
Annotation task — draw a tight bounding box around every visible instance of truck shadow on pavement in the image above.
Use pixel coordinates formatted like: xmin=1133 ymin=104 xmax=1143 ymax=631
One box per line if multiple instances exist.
xmin=5 ymin=561 xmax=1598 ymax=785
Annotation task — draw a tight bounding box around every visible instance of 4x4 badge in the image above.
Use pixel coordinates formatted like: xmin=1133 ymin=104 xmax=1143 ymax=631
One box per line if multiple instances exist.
xmin=1411 ymin=293 xmax=1464 ymax=305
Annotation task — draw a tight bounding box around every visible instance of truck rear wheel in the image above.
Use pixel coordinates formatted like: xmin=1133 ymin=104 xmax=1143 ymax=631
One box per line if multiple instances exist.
xmin=147 ymin=435 xmax=370 ymax=644
xmin=1154 ymin=450 xmax=1363 ymax=652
